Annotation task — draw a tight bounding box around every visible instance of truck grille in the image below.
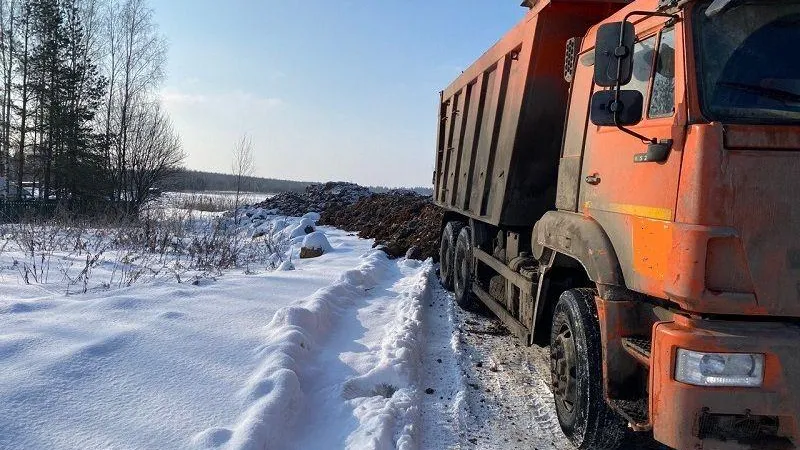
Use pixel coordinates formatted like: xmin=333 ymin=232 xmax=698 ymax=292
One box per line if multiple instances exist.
xmin=696 ymin=411 xmax=779 ymax=441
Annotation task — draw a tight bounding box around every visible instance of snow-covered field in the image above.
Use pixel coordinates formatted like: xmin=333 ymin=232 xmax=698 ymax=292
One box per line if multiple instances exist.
xmin=0 ymin=206 xmax=663 ymax=449
xmin=164 ymin=191 xmax=274 ymax=213
xmin=0 ymin=213 xmax=435 ymax=449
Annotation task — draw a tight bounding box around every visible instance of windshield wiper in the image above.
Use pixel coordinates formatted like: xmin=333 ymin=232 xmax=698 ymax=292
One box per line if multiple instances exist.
xmin=718 ymin=81 xmax=800 ymax=105
xmin=706 ymin=0 xmax=739 ymax=17
xmin=706 ymin=0 xmax=795 ymax=17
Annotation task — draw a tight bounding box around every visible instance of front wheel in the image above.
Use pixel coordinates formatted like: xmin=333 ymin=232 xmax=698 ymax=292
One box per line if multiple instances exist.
xmin=550 ymin=288 xmax=625 ymax=449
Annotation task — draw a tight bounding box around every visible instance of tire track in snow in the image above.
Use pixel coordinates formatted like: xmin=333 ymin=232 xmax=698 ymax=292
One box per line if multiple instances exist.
xmin=419 ymin=276 xmax=468 ymax=449
xmin=420 ymin=279 xmax=572 ymax=450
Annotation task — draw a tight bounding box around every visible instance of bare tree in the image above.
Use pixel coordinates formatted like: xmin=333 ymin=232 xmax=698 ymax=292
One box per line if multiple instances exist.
xmin=0 ymin=0 xmax=15 ymax=196
xmin=126 ymin=100 xmax=183 ymax=207
xmin=106 ymin=0 xmax=165 ymax=203
xmin=231 ymin=133 xmax=254 ymax=226
xmin=14 ymin=0 xmax=30 ymax=200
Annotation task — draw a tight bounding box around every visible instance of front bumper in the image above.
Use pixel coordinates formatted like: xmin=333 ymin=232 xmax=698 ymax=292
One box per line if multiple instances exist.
xmin=651 ymin=316 xmax=800 ymax=450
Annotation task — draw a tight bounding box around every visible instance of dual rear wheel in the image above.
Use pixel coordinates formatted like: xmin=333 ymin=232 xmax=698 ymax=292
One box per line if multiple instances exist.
xmin=438 ymin=221 xmax=475 ymax=310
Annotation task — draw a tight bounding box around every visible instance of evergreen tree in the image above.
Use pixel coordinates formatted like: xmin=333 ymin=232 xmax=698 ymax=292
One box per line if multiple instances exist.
xmin=0 ymin=0 xmax=180 ymax=212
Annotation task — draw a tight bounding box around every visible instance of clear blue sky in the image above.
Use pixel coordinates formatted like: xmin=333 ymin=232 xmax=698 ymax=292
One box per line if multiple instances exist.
xmin=153 ymin=1 xmax=524 ymax=187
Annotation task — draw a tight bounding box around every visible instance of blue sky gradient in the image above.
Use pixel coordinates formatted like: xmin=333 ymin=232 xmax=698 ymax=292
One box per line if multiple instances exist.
xmin=154 ymin=1 xmax=524 ymax=186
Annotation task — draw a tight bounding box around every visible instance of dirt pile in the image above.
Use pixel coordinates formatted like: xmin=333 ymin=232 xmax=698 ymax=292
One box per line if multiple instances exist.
xmin=253 ymin=182 xmax=371 ymax=217
xmin=320 ymin=192 xmax=443 ymax=261
xmin=252 ymin=181 xmax=443 ymax=261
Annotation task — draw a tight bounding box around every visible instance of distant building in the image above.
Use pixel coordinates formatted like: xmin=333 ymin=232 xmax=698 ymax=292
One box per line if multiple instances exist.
xmin=0 ymin=177 xmax=35 ymax=200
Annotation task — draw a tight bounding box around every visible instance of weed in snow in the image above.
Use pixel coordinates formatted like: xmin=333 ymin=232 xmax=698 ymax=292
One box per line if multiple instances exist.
xmin=0 ymin=205 xmax=295 ymax=294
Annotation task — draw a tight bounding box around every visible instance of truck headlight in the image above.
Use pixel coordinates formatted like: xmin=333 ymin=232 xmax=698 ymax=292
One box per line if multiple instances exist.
xmin=675 ymin=349 xmax=764 ymax=387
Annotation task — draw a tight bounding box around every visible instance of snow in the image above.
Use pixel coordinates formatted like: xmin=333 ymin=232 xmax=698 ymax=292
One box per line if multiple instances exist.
xmin=287 ymin=218 xmax=316 ymax=239
xmin=302 ymin=212 xmax=321 ymax=222
xmin=301 ymin=231 xmax=333 ymax=253
xmin=0 ymin=210 xmax=438 ymax=450
xmin=0 ymin=224 xmax=381 ymax=450
xmin=286 ymin=257 xmax=431 ymax=450
xmin=277 ymin=260 xmax=295 ymax=271
xmin=0 ymin=208 xmax=662 ymax=449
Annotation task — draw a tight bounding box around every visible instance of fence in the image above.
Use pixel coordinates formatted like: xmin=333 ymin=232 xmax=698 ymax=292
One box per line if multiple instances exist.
xmin=0 ymin=199 xmax=135 ymax=223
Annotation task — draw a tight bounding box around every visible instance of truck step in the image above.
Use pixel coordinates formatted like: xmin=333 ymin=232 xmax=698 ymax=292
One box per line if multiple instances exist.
xmin=609 ymin=397 xmax=651 ymax=431
xmin=621 ymin=336 xmax=652 ymax=366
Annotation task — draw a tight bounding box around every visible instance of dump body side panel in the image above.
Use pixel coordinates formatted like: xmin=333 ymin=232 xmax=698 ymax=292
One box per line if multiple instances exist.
xmin=434 ymin=1 xmax=623 ymax=227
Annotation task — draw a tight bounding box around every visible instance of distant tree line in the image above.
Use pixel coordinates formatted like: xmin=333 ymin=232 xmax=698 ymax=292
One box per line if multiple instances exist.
xmin=0 ymin=0 xmax=182 ymax=211
xmin=171 ymin=170 xmax=312 ymax=194
xmin=171 ymin=170 xmax=433 ymax=196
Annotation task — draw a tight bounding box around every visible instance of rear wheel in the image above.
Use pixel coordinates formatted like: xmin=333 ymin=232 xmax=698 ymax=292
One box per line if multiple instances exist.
xmin=551 ymin=288 xmax=625 ymax=450
xmin=438 ymin=221 xmax=463 ymax=290
xmin=453 ymin=226 xmax=477 ymax=310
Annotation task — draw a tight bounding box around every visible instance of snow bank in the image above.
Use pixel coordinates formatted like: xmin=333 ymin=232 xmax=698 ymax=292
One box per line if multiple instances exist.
xmin=195 ymin=250 xmax=394 ymax=449
xmin=193 ymin=253 xmax=435 ymax=450
xmin=343 ymin=261 xmax=432 ymax=450
xmin=276 ymin=260 xmax=295 ymax=271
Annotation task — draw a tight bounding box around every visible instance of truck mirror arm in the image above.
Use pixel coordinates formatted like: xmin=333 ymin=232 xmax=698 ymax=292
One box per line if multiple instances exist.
xmin=612 ymin=11 xmax=679 ymax=145
xmin=613 ymin=110 xmax=654 ymax=143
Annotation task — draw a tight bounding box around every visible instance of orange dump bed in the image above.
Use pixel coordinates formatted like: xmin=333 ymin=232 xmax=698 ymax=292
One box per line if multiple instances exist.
xmin=434 ymin=0 xmax=627 ymax=227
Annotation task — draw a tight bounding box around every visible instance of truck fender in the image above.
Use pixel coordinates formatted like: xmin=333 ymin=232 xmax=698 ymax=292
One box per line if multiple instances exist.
xmin=532 ymin=211 xmax=624 ymax=286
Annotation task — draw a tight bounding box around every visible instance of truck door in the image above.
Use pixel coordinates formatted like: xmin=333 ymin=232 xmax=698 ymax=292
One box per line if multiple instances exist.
xmin=579 ymin=25 xmax=686 ymax=294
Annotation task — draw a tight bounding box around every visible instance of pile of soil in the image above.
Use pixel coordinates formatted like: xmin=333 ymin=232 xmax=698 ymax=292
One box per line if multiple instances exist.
xmin=253 ymin=182 xmax=371 ymax=217
xmin=251 ymin=181 xmax=443 ymax=261
xmin=320 ymin=192 xmax=443 ymax=261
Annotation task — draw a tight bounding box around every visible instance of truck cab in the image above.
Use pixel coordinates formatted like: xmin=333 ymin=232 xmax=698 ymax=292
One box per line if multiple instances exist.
xmin=563 ymin=0 xmax=800 ymax=447
xmin=435 ymin=0 xmax=800 ymax=448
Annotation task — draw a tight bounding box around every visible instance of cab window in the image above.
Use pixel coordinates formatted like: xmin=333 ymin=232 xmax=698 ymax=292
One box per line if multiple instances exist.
xmin=624 ymin=35 xmax=657 ymax=103
xmin=610 ymin=29 xmax=675 ymax=119
xmin=649 ymin=28 xmax=676 ymax=118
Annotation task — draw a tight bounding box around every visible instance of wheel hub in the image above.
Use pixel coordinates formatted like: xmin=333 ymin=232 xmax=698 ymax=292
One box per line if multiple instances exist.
xmin=455 ymin=248 xmax=466 ymax=293
xmin=552 ymin=324 xmax=578 ymax=414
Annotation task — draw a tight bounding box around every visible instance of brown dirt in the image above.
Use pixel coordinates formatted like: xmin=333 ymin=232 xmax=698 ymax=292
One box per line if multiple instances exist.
xmin=320 ymin=192 xmax=443 ymax=261
xmin=253 ymin=182 xmax=372 ymax=217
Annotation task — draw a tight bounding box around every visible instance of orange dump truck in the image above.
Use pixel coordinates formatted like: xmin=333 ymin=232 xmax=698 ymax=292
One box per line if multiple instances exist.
xmin=434 ymin=0 xmax=800 ymax=448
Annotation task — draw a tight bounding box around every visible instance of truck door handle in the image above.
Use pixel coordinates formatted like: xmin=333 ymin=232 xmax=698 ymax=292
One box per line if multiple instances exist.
xmin=634 ymin=139 xmax=673 ymax=163
xmin=585 ymin=174 xmax=601 ymax=185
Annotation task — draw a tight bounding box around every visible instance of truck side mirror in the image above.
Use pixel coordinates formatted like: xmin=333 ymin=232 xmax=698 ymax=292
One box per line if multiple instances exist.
xmin=594 ymin=22 xmax=635 ymax=87
xmin=590 ymin=90 xmax=643 ymax=126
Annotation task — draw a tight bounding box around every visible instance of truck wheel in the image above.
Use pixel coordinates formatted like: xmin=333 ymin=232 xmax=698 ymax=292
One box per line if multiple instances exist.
xmin=439 ymin=221 xmax=463 ymax=290
xmin=550 ymin=288 xmax=625 ymax=450
xmin=453 ymin=226 xmax=476 ymax=310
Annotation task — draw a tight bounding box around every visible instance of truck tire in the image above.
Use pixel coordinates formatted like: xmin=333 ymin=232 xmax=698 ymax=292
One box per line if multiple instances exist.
xmin=439 ymin=221 xmax=464 ymax=290
xmin=550 ymin=288 xmax=625 ymax=450
xmin=453 ymin=226 xmax=477 ymax=310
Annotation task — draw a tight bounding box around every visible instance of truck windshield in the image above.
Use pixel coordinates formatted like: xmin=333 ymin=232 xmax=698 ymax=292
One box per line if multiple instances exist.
xmin=694 ymin=1 xmax=800 ymax=123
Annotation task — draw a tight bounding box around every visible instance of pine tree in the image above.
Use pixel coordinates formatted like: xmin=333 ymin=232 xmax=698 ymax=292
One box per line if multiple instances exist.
xmin=59 ymin=0 xmax=107 ymax=202
xmin=28 ymin=0 xmax=63 ymax=200
xmin=13 ymin=0 xmax=31 ymax=200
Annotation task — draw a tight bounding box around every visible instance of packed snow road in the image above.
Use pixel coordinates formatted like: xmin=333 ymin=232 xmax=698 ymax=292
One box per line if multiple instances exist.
xmin=424 ymin=281 xmax=669 ymax=450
